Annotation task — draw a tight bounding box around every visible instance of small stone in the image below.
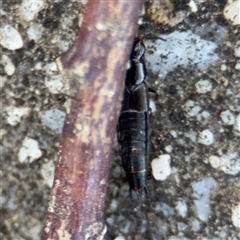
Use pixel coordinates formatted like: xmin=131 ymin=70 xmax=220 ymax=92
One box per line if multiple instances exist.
xmin=43 ymin=62 xmax=58 ymax=76
xmin=220 ymin=110 xmax=235 ymax=125
xmin=231 ymin=202 xmax=240 ymax=228
xmin=183 ymin=100 xmax=202 ymax=118
xmin=0 ymin=25 xmax=23 ymax=50
xmin=191 ymin=178 xmax=218 ymax=222
xmin=44 ymin=75 xmax=64 ymax=94
xmin=233 ymin=113 xmax=240 ymax=136
xmin=198 ymin=129 xmax=214 ymax=145
xmin=27 ymin=23 xmax=43 ymax=43
xmin=6 ymin=106 xmax=31 ymax=126
xmin=195 ymin=80 xmax=212 ymax=94
xmin=235 ymin=62 xmax=240 ymax=70
xmin=41 ymin=161 xmax=55 ymax=188
xmin=20 ymin=0 xmax=45 ymax=22
xmin=221 ymin=64 xmax=227 ymax=71
xmin=41 ymin=109 xmax=66 ymax=134
xmin=1 ymin=55 xmax=15 ymax=76
xmin=151 ymin=154 xmax=171 ymax=181
xmin=175 ymin=200 xmax=188 ymax=218
xmin=209 ymin=155 xmax=220 ymax=169
xmin=164 ymin=145 xmax=173 ymax=153
xmin=18 ymin=137 xmax=42 ymax=163
xmin=223 ymin=1 xmax=240 ymax=26
xmin=234 ymin=41 xmax=240 ymax=57
xmin=220 ymin=152 xmax=240 ymax=175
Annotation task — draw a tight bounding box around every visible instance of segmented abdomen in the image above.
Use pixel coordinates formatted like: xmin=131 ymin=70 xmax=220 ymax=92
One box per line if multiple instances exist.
xmin=118 ymin=110 xmax=148 ymax=192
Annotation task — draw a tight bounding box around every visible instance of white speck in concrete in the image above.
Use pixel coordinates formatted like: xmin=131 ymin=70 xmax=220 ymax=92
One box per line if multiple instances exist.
xmin=43 ymin=62 xmax=59 ymax=76
xmin=151 ymin=154 xmax=171 ymax=181
xmin=18 ymin=137 xmax=42 ymax=163
xmin=221 ymin=64 xmax=227 ymax=71
xmin=233 ymin=113 xmax=240 ymax=136
xmin=108 ymin=199 xmax=118 ymax=211
xmin=27 ymin=23 xmax=43 ymax=43
xmin=235 ymin=62 xmax=240 ymax=70
xmin=188 ymin=0 xmax=198 ymax=12
xmin=144 ymin=30 xmax=219 ymax=80
xmin=175 ymin=200 xmax=188 ymax=218
xmin=34 ymin=62 xmax=43 ymax=70
xmin=170 ymin=130 xmax=178 ymax=138
xmin=185 ymin=130 xmax=197 ymax=142
xmin=234 ymin=41 xmax=240 ymax=57
xmin=220 ymin=110 xmax=235 ymax=125
xmin=183 ymin=100 xmax=202 ymax=118
xmin=196 ymin=110 xmax=211 ymax=124
xmin=149 ymin=100 xmax=156 ymax=112
xmin=20 ymin=0 xmax=45 ymax=22
xmin=6 ymin=106 xmax=31 ymax=126
xmin=41 ymin=108 xmax=66 ymax=134
xmin=223 ymin=0 xmax=240 ymax=26
xmin=198 ymin=129 xmax=214 ymax=145
xmin=220 ymin=152 xmax=240 ymax=175
xmin=191 ymin=178 xmax=218 ymax=222
xmin=41 ymin=160 xmax=55 ymax=188
xmin=1 ymin=55 xmax=15 ymax=76
xmin=231 ymin=202 xmax=240 ymax=228
xmin=114 ymin=236 xmax=126 ymax=240
xmin=190 ymin=218 xmax=201 ymax=232
xmin=44 ymin=75 xmax=64 ymax=94
xmin=164 ymin=145 xmax=173 ymax=153
xmin=0 ymin=76 xmax=7 ymax=88
xmin=209 ymin=155 xmax=220 ymax=169
xmin=195 ymin=80 xmax=212 ymax=94
xmin=0 ymin=25 xmax=23 ymax=50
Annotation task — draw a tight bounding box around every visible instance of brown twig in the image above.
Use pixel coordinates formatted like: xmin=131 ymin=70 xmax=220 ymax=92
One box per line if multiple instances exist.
xmin=41 ymin=0 xmax=144 ymax=239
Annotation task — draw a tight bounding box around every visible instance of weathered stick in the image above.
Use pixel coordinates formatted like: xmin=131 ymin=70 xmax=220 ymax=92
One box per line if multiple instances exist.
xmin=41 ymin=0 xmax=144 ymax=239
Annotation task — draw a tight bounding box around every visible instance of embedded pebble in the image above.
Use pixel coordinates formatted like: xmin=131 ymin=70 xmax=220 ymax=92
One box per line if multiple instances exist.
xmin=1 ymin=55 xmax=15 ymax=76
xmin=223 ymin=0 xmax=240 ymax=26
xmin=147 ymin=0 xmax=187 ymax=27
xmin=188 ymin=0 xmax=198 ymax=13
xmin=233 ymin=113 xmax=240 ymax=136
xmin=18 ymin=137 xmax=42 ymax=163
xmin=20 ymin=0 xmax=45 ymax=22
xmin=41 ymin=109 xmax=66 ymax=134
xmin=191 ymin=178 xmax=218 ymax=222
xmin=220 ymin=110 xmax=235 ymax=125
xmin=235 ymin=62 xmax=240 ymax=70
xmin=231 ymin=202 xmax=240 ymax=228
xmin=220 ymin=152 xmax=240 ymax=175
xmin=175 ymin=200 xmax=188 ymax=218
xmin=6 ymin=106 xmax=31 ymax=126
xmin=164 ymin=145 xmax=173 ymax=153
xmin=0 ymin=25 xmax=23 ymax=50
xmin=221 ymin=64 xmax=227 ymax=71
xmin=43 ymin=62 xmax=59 ymax=76
xmin=44 ymin=75 xmax=64 ymax=94
xmin=195 ymin=80 xmax=212 ymax=94
xmin=149 ymin=100 xmax=156 ymax=112
xmin=144 ymin=31 xmax=219 ymax=80
xmin=198 ymin=129 xmax=214 ymax=146
xmin=27 ymin=23 xmax=43 ymax=43
xmin=209 ymin=155 xmax=220 ymax=169
xmin=183 ymin=100 xmax=202 ymax=118
xmin=40 ymin=161 xmax=55 ymax=188
xmin=114 ymin=236 xmax=126 ymax=240
xmin=151 ymin=154 xmax=171 ymax=181
xmin=234 ymin=41 xmax=240 ymax=57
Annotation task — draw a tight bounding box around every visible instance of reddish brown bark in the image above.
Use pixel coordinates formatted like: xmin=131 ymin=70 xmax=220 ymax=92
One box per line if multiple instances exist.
xmin=41 ymin=0 xmax=144 ymax=239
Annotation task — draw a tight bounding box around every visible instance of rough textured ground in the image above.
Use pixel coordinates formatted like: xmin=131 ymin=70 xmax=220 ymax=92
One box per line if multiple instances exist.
xmin=1 ymin=1 xmax=240 ymax=239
